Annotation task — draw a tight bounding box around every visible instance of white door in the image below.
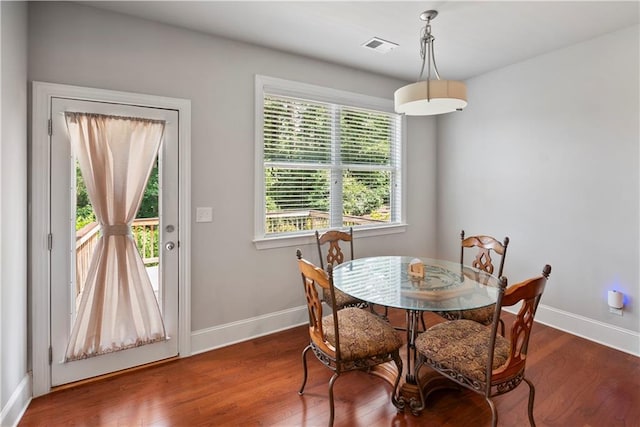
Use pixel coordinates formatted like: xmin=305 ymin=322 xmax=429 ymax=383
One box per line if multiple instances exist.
xmin=50 ymin=97 xmax=179 ymax=386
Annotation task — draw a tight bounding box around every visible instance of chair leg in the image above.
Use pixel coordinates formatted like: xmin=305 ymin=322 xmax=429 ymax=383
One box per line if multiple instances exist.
xmin=420 ymin=312 xmax=426 ymax=331
xmin=410 ymin=357 xmax=426 ymax=415
xmin=328 ymin=373 xmax=340 ymax=427
xmin=524 ymin=377 xmax=537 ymax=427
xmin=299 ymin=345 xmax=311 ymax=395
xmin=485 ymin=396 xmax=498 ymax=427
xmin=390 ymin=352 xmax=404 ymax=410
xmin=499 ymin=318 xmax=505 ymax=336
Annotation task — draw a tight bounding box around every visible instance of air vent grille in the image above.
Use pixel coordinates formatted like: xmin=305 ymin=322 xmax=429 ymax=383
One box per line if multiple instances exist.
xmin=362 ymin=37 xmax=398 ymax=54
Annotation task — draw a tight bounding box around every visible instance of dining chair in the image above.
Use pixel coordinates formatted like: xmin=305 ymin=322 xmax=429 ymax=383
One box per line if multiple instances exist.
xmin=315 ymin=228 xmax=368 ymax=310
xmin=436 ymin=230 xmax=510 ymax=335
xmin=296 ymin=250 xmax=403 ymax=427
xmin=414 ymin=264 xmax=552 ymax=427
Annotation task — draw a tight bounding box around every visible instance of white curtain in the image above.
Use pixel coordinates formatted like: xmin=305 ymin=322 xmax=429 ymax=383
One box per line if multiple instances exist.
xmin=64 ymin=112 xmax=167 ymax=361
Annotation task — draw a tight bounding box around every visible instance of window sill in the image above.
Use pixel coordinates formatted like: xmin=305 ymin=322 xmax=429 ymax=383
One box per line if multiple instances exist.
xmin=253 ymin=223 xmax=408 ymax=250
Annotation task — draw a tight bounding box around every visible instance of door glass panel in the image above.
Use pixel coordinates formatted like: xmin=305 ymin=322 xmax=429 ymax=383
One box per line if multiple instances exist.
xmin=74 ymin=158 xmax=97 ymax=313
xmin=130 ymin=158 xmax=161 ymax=306
xmin=74 ymin=157 xmax=162 ymax=314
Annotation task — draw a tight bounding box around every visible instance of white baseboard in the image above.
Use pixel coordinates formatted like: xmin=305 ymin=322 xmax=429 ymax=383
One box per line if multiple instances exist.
xmin=1 ymin=374 xmax=32 ymax=427
xmin=505 ymin=304 xmax=640 ymax=357
xmin=191 ymin=306 xmax=308 ymax=355
xmin=193 ymin=303 xmax=639 ymax=358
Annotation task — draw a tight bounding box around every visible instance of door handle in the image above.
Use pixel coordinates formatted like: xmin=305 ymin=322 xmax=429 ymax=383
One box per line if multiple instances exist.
xmin=165 ymin=241 xmax=176 ymax=251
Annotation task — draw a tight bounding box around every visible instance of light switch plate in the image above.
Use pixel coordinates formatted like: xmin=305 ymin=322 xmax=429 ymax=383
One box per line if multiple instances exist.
xmin=196 ymin=207 xmax=213 ymax=223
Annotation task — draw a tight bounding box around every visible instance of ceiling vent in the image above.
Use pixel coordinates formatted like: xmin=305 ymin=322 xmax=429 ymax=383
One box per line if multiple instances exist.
xmin=362 ymin=37 xmax=398 ymax=54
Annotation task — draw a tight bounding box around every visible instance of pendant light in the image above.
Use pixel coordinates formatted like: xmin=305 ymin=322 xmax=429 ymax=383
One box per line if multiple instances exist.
xmin=394 ymin=10 xmax=467 ymax=116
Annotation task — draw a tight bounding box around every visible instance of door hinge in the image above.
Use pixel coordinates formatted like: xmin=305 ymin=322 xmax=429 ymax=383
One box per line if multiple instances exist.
xmin=49 ymin=346 xmax=53 ymax=365
xmin=47 ymin=233 xmax=53 ymax=251
xmin=47 ymin=119 xmax=52 ymax=136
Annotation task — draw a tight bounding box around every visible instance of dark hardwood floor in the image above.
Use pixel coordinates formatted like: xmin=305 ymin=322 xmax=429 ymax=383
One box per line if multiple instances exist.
xmin=20 ymin=309 xmax=639 ymax=426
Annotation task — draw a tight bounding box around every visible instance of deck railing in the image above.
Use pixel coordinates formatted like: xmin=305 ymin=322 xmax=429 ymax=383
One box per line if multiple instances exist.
xmin=265 ymin=210 xmax=386 ymax=234
xmin=75 ymin=218 xmax=159 ymax=303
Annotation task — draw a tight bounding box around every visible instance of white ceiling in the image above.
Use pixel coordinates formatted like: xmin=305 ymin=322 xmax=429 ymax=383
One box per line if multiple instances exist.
xmin=80 ymin=1 xmax=639 ymax=82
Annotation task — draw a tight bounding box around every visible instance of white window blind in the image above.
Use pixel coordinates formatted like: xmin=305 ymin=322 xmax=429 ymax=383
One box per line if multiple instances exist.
xmin=257 ymin=77 xmax=403 ymax=239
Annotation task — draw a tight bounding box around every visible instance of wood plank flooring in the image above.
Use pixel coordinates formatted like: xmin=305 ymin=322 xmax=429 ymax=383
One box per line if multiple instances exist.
xmin=19 ymin=309 xmax=639 ymax=426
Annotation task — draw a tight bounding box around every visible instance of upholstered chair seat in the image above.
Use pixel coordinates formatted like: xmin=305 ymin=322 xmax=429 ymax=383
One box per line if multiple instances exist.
xmin=415 ymin=319 xmax=510 ymax=383
xmin=323 ymin=307 xmax=402 ymax=361
xmin=459 ymin=305 xmax=496 ymax=325
xmin=323 ymin=288 xmax=366 ymax=310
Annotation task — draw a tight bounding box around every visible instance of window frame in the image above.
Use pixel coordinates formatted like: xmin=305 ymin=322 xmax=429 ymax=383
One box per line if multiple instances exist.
xmin=254 ymin=75 xmax=407 ymax=249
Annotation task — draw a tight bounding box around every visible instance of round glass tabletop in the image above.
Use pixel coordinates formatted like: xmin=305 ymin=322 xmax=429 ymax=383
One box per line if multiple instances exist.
xmin=332 ymin=256 xmax=500 ymax=311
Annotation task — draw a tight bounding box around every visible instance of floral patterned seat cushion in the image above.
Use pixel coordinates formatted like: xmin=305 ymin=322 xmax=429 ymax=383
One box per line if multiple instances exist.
xmin=322 ymin=288 xmax=365 ymax=308
xmin=323 ymin=307 xmax=402 ymax=361
xmin=459 ymin=304 xmax=495 ymax=325
xmin=415 ymin=319 xmax=510 ymax=383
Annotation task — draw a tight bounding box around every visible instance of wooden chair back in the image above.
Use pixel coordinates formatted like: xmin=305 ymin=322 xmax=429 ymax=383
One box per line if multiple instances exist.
xmin=295 ymin=249 xmax=404 ymax=426
xmin=316 ymin=227 xmax=354 ymax=270
xmin=296 ymin=250 xmax=341 ymax=361
xmin=460 ymin=229 xmax=510 ymax=277
xmin=487 ymin=264 xmax=551 ymax=388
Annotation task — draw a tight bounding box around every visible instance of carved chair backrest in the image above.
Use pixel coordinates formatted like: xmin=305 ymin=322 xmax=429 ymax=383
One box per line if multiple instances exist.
xmin=296 ymin=250 xmax=341 ymax=360
xmin=486 ymin=265 xmax=551 ymax=391
xmin=460 ymin=230 xmax=510 ymax=277
xmin=316 ymin=227 xmax=354 ymax=271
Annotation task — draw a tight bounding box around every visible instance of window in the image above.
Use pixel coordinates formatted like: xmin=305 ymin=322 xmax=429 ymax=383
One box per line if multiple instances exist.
xmin=255 ymin=76 xmax=405 ymax=246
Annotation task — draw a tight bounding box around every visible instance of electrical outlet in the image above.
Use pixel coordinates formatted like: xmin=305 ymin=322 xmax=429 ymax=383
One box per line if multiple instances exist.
xmin=196 ymin=207 xmax=213 ymax=223
xmin=608 ymin=307 xmax=623 ymax=316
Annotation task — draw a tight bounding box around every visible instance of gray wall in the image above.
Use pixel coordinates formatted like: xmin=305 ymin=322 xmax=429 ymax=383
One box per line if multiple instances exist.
xmin=436 ymin=25 xmax=639 ymax=338
xmin=27 ymin=2 xmax=436 ymax=333
xmin=1 ymin=1 xmax=29 ymax=424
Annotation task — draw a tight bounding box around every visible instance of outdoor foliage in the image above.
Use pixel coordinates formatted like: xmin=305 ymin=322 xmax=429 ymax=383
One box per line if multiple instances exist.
xmin=75 ymin=166 xmax=95 ymax=230
xmin=342 ymin=174 xmax=384 ymax=217
xmin=138 ymin=162 xmax=159 ymax=218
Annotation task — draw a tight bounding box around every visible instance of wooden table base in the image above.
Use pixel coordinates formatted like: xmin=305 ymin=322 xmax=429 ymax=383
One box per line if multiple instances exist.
xmin=369 ymin=361 xmax=460 ymax=415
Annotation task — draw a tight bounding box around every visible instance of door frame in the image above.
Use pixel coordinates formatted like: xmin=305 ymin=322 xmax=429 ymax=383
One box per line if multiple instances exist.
xmin=31 ymin=81 xmax=192 ymax=397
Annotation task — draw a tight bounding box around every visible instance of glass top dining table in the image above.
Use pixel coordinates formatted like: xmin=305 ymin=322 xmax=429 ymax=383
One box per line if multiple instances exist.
xmin=332 ymin=255 xmax=501 ymax=402
xmin=332 ymin=255 xmax=501 ymax=313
